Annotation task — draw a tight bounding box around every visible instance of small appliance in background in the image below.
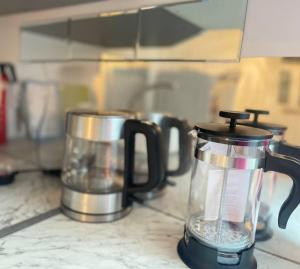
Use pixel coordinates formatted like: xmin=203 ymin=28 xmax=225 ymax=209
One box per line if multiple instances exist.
xmin=61 ymin=111 xmax=164 ymax=222
xmin=0 ymin=63 xmax=17 ymax=144
xmin=238 ymin=109 xmax=300 ymax=241
xmin=19 ymin=80 xmax=63 ymax=141
xmin=178 ymin=111 xmax=300 ymax=269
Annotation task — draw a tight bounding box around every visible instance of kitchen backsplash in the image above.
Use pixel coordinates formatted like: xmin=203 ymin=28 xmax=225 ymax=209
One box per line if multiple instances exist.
xmin=7 ymin=58 xmax=300 ymax=144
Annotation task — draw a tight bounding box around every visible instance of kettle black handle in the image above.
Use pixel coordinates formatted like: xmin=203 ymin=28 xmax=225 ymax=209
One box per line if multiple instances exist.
xmin=265 ymin=150 xmax=300 ymax=229
xmin=124 ymin=119 xmax=164 ymax=193
xmin=162 ymin=117 xmax=191 ymax=176
xmin=278 ymin=141 xmax=300 ymax=160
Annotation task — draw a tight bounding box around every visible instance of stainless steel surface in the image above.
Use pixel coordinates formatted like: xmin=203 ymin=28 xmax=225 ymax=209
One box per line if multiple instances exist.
xmin=195 ymin=147 xmax=265 ymax=169
xmin=142 ymin=112 xmax=171 ymax=125
xmin=199 ymin=134 xmax=271 ymax=147
xmin=61 ymin=204 xmax=132 ymax=223
xmin=66 ymin=111 xmax=131 ymax=142
xmin=62 ymin=186 xmax=124 ymax=215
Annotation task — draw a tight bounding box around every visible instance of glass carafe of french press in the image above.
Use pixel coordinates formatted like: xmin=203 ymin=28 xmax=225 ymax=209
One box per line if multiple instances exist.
xmin=61 ymin=111 xmax=163 ymax=222
xmin=239 ymin=109 xmax=300 ymax=240
xmin=178 ymin=111 xmax=300 ymax=269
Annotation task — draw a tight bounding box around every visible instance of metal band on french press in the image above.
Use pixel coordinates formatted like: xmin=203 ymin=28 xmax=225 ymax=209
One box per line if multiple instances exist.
xmin=195 ymin=148 xmax=265 ymax=170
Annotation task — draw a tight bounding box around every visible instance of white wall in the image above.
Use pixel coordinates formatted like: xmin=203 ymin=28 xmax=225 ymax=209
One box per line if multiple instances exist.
xmin=242 ymin=0 xmax=300 ymax=57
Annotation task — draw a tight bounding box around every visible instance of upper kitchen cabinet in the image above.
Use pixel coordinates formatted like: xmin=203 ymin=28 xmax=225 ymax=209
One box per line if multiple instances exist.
xmin=70 ymin=11 xmax=138 ymax=61
xmin=21 ymin=20 xmax=69 ymax=61
xmin=20 ymin=0 xmax=248 ymax=62
xmin=137 ymin=0 xmax=248 ymax=61
xmin=0 ymin=0 xmax=195 ymax=15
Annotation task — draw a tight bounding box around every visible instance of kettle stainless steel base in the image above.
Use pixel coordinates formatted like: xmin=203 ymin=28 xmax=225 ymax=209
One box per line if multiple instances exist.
xmin=178 ymin=230 xmax=257 ymax=269
xmin=61 ymin=204 xmax=131 ymax=223
xmin=61 ymin=186 xmax=131 ymax=223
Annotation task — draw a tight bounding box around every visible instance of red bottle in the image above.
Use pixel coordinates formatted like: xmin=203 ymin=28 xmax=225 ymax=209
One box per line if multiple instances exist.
xmin=0 ymin=64 xmax=16 ymax=144
xmin=0 ymin=72 xmax=7 ymax=144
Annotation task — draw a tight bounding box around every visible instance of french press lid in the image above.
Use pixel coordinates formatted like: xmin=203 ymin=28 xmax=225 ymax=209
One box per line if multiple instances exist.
xmin=195 ymin=111 xmax=273 ymax=145
xmin=66 ymin=111 xmax=133 ymax=142
xmin=238 ymin=109 xmax=287 ymax=135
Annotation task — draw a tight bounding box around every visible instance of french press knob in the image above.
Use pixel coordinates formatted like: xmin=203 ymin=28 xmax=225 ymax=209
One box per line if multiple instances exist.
xmin=220 ymin=110 xmax=250 ymax=128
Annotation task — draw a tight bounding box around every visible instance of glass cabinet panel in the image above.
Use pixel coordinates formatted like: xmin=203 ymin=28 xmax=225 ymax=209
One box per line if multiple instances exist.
xmin=137 ymin=0 xmax=248 ymax=61
xmin=70 ymin=11 xmax=138 ymax=60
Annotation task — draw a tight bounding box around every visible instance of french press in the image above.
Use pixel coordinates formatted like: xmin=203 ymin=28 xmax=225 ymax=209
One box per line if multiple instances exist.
xmin=61 ymin=111 xmax=163 ymax=222
xmin=239 ymin=109 xmax=300 ymax=240
xmin=178 ymin=111 xmax=300 ymax=269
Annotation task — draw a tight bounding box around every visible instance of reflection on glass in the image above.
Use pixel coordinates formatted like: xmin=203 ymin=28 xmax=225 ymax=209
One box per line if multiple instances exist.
xmin=21 ymin=20 xmax=69 ymax=61
xmin=137 ymin=0 xmax=248 ymax=61
xmin=70 ymin=11 xmax=138 ymax=60
xmin=20 ymin=0 xmax=248 ymax=62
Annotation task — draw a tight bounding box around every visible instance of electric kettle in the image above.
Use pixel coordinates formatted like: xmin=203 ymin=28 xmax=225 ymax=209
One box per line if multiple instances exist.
xmin=61 ymin=111 xmax=164 ymax=222
xmin=178 ymin=111 xmax=300 ymax=269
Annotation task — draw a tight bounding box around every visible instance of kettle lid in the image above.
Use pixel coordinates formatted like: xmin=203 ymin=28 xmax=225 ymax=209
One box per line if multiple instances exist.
xmin=66 ymin=110 xmax=132 ymax=142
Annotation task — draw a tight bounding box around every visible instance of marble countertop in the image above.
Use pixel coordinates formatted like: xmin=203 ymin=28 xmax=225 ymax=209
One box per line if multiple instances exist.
xmin=0 ymin=172 xmax=61 ymax=231
xmin=0 ymin=140 xmax=299 ymax=268
xmin=0 ymin=207 xmax=299 ymax=269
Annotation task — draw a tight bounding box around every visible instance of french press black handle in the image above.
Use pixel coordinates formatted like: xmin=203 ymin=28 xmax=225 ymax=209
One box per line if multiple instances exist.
xmin=124 ymin=119 xmax=164 ymax=193
xmin=278 ymin=141 xmax=300 ymax=160
xmin=161 ymin=117 xmax=191 ymax=176
xmin=265 ymin=150 xmax=300 ymax=229
xmin=245 ymin=109 xmax=269 ymax=122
